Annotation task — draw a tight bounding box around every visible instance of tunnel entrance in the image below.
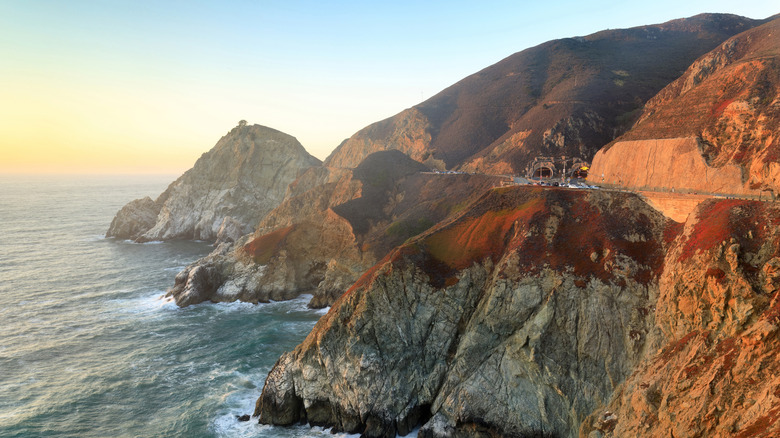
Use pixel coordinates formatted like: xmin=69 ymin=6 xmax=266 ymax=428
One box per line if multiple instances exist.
xmin=533 ymin=167 xmax=554 ymax=178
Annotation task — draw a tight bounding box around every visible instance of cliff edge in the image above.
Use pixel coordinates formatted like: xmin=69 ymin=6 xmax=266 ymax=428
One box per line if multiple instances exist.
xmin=255 ymin=184 xmax=780 ymax=437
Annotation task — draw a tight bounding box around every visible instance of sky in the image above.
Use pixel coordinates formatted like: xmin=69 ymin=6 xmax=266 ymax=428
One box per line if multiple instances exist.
xmin=0 ymin=1 xmax=777 ymax=174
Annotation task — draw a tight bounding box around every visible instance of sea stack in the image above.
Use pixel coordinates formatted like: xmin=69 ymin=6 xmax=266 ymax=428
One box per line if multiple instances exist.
xmin=106 ymin=122 xmax=321 ymax=242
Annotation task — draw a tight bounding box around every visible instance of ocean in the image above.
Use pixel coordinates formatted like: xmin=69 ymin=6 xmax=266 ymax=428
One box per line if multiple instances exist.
xmin=0 ymin=174 xmax=356 ymax=437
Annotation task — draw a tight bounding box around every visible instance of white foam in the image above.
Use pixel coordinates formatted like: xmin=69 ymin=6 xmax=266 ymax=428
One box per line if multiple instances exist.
xmin=210 ymin=416 xmax=366 ymax=438
xmin=118 ymin=239 xmax=164 ymax=245
xmin=112 ymin=290 xmax=177 ymax=316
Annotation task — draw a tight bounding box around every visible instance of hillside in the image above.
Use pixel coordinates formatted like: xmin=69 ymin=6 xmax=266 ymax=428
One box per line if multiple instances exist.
xmin=590 ymin=16 xmax=780 ymax=194
xmin=325 ymin=14 xmax=765 ymax=175
xmin=256 ymin=186 xmax=675 ymax=436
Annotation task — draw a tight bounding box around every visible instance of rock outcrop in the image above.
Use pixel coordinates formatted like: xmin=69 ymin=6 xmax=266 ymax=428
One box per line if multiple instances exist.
xmin=255 ymin=186 xmax=675 ymax=437
xmin=105 ymin=196 xmax=160 ymax=240
xmin=324 ymin=14 xmax=764 ymax=174
xmin=590 ymin=17 xmax=780 ymax=194
xmin=164 ymin=151 xmax=504 ymax=308
xmin=164 ymin=164 xmax=363 ymax=307
xmin=106 ymin=123 xmax=321 ymax=242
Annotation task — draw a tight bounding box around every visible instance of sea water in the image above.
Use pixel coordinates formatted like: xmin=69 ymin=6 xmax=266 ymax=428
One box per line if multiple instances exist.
xmin=0 ymin=175 xmax=357 ymax=437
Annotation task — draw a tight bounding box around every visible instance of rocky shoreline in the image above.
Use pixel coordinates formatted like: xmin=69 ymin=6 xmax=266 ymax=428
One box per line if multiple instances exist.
xmin=105 ymin=12 xmax=780 ymax=438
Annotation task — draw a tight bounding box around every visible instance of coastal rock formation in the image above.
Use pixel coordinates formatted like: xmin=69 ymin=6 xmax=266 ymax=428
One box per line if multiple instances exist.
xmin=582 ymin=199 xmax=780 ymax=437
xmin=105 ymin=196 xmax=160 ymax=240
xmin=256 ymin=186 xmax=674 ymax=437
xmin=164 ymin=151 xmax=503 ymax=308
xmin=256 ymin=185 xmax=780 ymax=437
xmin=590 ymin=17 xmax=780 ymax=194
xmin=106 ymin=123 xmax=321 ymax=242
xmin=324 ymin=14 xmax=764 ymax=174
xmin=164 ymin=163 xmax=363 ymax=307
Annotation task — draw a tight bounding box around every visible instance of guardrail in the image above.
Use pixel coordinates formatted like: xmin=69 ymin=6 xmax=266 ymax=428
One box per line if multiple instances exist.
xmin=589 ymin=182 xmax=776 ymax=202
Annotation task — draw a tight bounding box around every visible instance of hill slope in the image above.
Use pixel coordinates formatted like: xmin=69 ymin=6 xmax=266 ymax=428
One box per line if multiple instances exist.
xmin=256 ymin=186 xmax=780 ymax=437
xmin=590 ymin=16 xmax=780 ymax=194
xmin=325 ymin=14 xmax=765 ymax=175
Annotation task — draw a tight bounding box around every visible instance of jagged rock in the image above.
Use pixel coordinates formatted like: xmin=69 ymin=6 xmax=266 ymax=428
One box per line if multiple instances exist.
xmin=215 ymin=216 xmax=247 ymax=246
xmin=107 ymin=123 xmax=320 ymax=242
xmin=170 ymin=263 xmax=222 ymax=307
xmin=105 ymin=196 xmax=160 ymax=240
xmin=255 ymin=185 xmax=780 ymax=437
xmin=256 ymin=187 xmax=674 ymax=436
xmin=583 ymin=199 xmax=780 ymax=437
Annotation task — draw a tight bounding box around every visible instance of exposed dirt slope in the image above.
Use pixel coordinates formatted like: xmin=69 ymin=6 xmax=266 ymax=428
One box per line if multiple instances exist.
xmin=590 ymin=17 xmax=780 ymax=194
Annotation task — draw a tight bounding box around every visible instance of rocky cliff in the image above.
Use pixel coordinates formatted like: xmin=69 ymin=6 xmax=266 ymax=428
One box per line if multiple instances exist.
xmin=583 ymin=198 xmax=780 ymax=438
xmin=255 ymin=186 xmax=675 ymax=437
xmin=325 ymin=14 xmax=764 ymax=174
xmin=255 ymin=186 xmax=780 ymax=437
xmin=590 ymin=16 xmax=780 ymax=194
xmin=106 ymin=123 xmax=321 ymax=242
xmin=164 ymin=151 xmax=504 ymax=308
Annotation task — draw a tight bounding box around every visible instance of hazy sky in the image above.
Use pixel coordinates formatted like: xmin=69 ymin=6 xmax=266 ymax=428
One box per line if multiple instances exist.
xmin=1 ymin=1 xmax=776 ymax=174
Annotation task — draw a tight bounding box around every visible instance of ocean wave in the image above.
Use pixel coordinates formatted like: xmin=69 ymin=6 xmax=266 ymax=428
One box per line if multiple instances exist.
xmin=211 ymin=416 xmax=365 ymax=438
xmin=118 ymin=239 xmax=165 ymax=245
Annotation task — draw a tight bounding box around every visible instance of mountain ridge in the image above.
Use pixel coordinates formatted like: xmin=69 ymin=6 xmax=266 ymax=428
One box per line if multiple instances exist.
xmin=325 ymin=13 xmax=769 ymax=175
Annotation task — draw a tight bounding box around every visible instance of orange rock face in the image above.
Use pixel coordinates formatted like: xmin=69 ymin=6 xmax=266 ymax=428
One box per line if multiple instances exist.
xmin=590 ymin=137 xmax=758 ymax=195
xmin=583 ymin=199 xmax=780 ymax=438
xmin=590 ymin=17 xmax=780 ymax=196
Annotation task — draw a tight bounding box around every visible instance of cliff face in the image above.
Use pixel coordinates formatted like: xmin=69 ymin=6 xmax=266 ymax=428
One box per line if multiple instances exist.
xmin=164 ymin=164 xmax=362 ymax=307
xmin=165 ymin=151 xmax=504 ymax=308
xmin=583 ymin=199 xmax=780 ymax=438
xmin=590 ymin=17 xmax=780 ymax=194
xmin=324 ymin=14 xmax=762 ymax=174
xmin=589 ymin=137 xmax=757 ymax=195
xmin=106 ymin=123 xmax=321 ymax=242
xmin=256 ymin=186 xmax=674 ymax=437
xmin=255 ymin=185 xmax=780 ymax=437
